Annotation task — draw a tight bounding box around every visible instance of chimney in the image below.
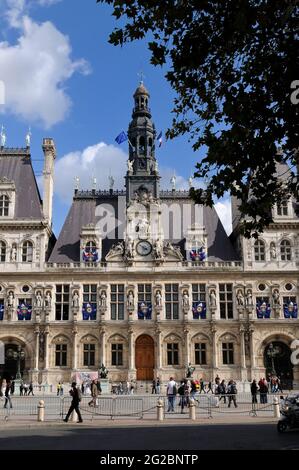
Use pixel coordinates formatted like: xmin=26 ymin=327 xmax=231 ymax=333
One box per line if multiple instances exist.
xmin=42 ymin=138 xmax=56 ymax=227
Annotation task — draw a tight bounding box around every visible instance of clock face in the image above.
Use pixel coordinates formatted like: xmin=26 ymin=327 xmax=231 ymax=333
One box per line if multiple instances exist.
xmin=136 ymin=240 xmax=152 ymax=256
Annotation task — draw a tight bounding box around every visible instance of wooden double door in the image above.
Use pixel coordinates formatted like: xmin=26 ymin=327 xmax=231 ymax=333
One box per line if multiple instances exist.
xmin=135 ymin=335 xmax=155 ymax=380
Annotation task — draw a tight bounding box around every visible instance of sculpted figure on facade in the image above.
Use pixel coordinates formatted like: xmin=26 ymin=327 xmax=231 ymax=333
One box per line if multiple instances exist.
xmin=270 ymin=243 xmax=277 ymax=260
xmin=155 ymin=290 xmax=162 ymax=307
xmin=273 ymin=289 xmax=280 ymax=306
xmin=154 ymin=238 xmax=164 ymax=259
xmin=236 ymin=290 xmax=245 ymax=306
xmin=127 ymin=290 xmax=134 ymax=309
xmin=45 ymin=291 xmax=51 ymax=308
xmin=182 ymin=290 xmax=190 ymax=309
xmin=35 ymin=291 xmax=43 ymax=308
xmin=10 ymin=245 xmax=17 ymax=262
xmin=72 ymin=291 xmax=79 ymax=308
xmin=246 ymin=290 xmax=253 ymax=307
xmin=100 ymin=290 xmax=107 ymax=309
xmin=209 ymin=289 xmax=217 ymax=307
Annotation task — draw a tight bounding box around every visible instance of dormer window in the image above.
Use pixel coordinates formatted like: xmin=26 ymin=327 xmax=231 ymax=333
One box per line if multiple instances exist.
xmin=277 ymin=200 xmax=288 ymax=216
xmin=280 ymin=239 xmax=291 ymax=261
xmin=22 ymin=241 xmax=33 ymax=263
xmin=254 ymin=239 xmax=265 ymax=261
xmin=0 ymin=241 xmax=6 ymax=262
xmin=0 ymin=195 xmax=9 ymax=216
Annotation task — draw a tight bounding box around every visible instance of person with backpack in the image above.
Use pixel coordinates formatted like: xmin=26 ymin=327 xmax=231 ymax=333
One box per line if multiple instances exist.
xmin=63 ymin=382 xmax=83 ymax=423
xmin=227 ymin=380 xmax=238 ymax=408
xmin=178 ymin=379 xmax=190 ymax=413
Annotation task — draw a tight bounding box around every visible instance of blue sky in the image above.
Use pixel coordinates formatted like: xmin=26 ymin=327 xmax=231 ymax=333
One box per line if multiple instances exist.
xmin=0 ymin=0 xmax=231 ymax=235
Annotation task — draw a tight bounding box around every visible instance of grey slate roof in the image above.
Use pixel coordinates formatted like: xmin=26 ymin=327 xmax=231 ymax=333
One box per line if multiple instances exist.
xmin=49 ymin=191 xmax=239 ymax=263
xmin=0 ymin=150 xmax=43 ymax=219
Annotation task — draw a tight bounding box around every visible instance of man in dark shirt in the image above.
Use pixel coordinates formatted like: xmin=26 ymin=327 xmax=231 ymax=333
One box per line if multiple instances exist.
xmin=63 ymin=382 xmax=83 ymax=423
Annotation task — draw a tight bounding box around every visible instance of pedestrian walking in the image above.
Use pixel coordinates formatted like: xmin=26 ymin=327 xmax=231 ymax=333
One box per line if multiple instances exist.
xmin=3 ymin=381 xmax=13 ymax=409
xmin=227 ymin=380 xmax=238 ymax=408
xmin=63 ymin=382 xmax=83 ymax=423
xmin=28 ymin=382 xmax=34 ymax=396
xmin=156 ymin=378 xmax=161 ymax=394
xmin=251 ymin=379 xmax=258 ymax=404
xmin=166 ymin=377 xmax=177 ymax=412
xmin=218 ymin=380 xmax=227 ymax=403
xmin=151 ymin=379 xmax=157 ymax=394
xmin=88 ymin=379 xmax=99 ymax=407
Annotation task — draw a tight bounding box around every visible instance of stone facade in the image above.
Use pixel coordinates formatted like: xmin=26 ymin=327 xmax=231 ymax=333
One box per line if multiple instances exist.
xmin=0 ymin=84 xmax=298 ymax=388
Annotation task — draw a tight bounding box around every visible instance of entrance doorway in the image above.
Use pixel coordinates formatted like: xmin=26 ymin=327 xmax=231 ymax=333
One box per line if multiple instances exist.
xmin=264 ymin=341 xmax=293 ymax=389
xmin=135 ymin=335 xmax=154 ymax=380
xmin=0 ymin=343 xmax=25 ymax=382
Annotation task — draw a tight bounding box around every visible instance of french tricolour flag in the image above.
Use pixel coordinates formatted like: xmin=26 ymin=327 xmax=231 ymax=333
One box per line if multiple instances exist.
xmin=157 ymin=131 xmax=163 ymax=147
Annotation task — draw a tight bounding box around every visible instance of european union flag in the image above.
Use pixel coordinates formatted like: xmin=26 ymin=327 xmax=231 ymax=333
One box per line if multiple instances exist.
xmin=82 ymin=303 xmax=97 ymax=321
xmin=115 ymin=131 xmax=128 ymax=145
xmin=192 ymin=302 xmax=206 ymax=319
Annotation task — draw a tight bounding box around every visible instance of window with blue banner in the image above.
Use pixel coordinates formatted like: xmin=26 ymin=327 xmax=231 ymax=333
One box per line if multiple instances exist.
xmin=138 ymin=284 xmax=152 ymax=319
xmin=256 ymin=297 xmax=271 ymax=318
xmin=82 ymin=240 xmax=98 ymax=263
xmin=0 ymin=300 xmax=4 ymax=320
xmin=17 ymin=299 xmax=32 ymax=320
xmin=82 ymin=285 xmax=97 ymax=320
xmin=192 ymin=284 xmax=206 ymax=319
xmin=283 ymin=296 xmax=298 ymax=319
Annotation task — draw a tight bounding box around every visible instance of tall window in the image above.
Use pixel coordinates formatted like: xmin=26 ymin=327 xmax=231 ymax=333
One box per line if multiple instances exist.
xmin=277 ymin=200 xmax=288 ymax=216
xmin=219 ymin=284 xmax=233 ymax=319
xmin=195 ymin=343 xmax=207 ymax=365
xmin=138 ymin=284 xmax=152 ymax=303
xmin=55 ymin=344 xmax=67 ymax=366
xmin=0 ymin=195 xmax=9 ymax=216
xmin=0 ymin=241 xmax=6 ymax=262
xmin=111 ymin=343 xmax=123 ymax=366
xmin=280 ymin=240 xmax=292 ymax=261
xmin=83 ymin=344 xmax=95 ymax=366
xmin=222 ymin=343 xmax=234 ymax=365
xmin=55 ymin=285 xmax=70 ymax=320
xmin=254 ymin=240 xmax=265 ymax=261
xmin=22 ymin=241 xmax=33 ymax=262
xmin=111 ymin=284 xmax=125 ymax=320
xmin=192 ymin=284 xmax=206 ymax=303
xmin=165 ymin=284 xmax=179 ymax=320
xmin=167 ymin=343 xmax=179 ymax=365
xmin=83 ymin=284 xmax=97 ymax=317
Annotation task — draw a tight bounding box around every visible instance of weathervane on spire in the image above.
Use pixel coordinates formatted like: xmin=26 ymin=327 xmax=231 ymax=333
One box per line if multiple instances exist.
xmin=137 ymin=71 xmax=146 ymax=85
xmin=0 ymin=125 xmax=6 ymax=148
xmin=25 ymin=127 xmax=32 ymax=148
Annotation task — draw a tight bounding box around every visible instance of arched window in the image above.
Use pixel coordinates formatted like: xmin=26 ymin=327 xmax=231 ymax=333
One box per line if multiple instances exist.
xmin=0 ymin=241 xmax=6 ymax=262
xmin=139 ymin=136 xmax=145 ymax=154
xmin=85 ymin=241 xmax=96 ymax=252
xmin=280 ymin=239 xmax=291 ymax=261
xmin=0 ymin=195 xmax=9 ymax=216
xmin=254 ymin=240 xmax=265 ymax=261
xmin=22 ymin=241 xmax=33 ymax=262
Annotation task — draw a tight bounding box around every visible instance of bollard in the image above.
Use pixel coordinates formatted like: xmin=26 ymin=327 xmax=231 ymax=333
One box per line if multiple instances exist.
xmin=157 ymin=398 xmax=164 ymax=421
xmin=189 ymin=398 xmax=196 ymax=421
xmin=37 ymin=400 xmax=45 ymax=422
xmin=273 ymin=397 xmax=280 ymax=418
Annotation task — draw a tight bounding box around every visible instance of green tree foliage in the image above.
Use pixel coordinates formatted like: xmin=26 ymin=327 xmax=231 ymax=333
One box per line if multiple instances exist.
xmin=97 ymin=0 xmax=298 ymax=236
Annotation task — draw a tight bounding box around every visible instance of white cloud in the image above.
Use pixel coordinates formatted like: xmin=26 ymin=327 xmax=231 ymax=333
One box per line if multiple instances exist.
xmin=215 ymin=197 xmax=232 ymax=235
xmin=0 ymin=1 xmax=90 ymax=127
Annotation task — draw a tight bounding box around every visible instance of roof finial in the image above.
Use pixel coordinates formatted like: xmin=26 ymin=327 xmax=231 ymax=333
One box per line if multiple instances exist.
xmin=137 ymin=70 xmax=145 ymax=85
xmin=92 ymin=176 xmax=97 ymax=191
xmin=170 ymin=172 xmax=177 ymax=191
xmin=0 ymin=125 xmax=6 ymax=148
xmin=26 ymin=127 xmax=31 ymax=148
xmin=74 ymin=176 xmax=80 ymax=191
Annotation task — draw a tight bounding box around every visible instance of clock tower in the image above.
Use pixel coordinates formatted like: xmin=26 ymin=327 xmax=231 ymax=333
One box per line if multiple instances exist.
xmin=125 ymin=81 xmax=160 ymax=204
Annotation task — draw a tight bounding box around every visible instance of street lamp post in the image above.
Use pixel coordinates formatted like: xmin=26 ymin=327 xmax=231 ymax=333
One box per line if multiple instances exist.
xmin=6 ymin=345 xmax=25 ymax=380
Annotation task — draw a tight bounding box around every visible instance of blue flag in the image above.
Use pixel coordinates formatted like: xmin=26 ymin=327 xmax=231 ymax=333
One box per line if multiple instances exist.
xmin=192 ymin=302 xmax=207 ymax=319
xmin=82 ymin=302 xmax=97 ymax=321
xmin=157 ymin=131 xmax=163 ymax=147
xmin=283 ymin=301 xmax=298 ymax=319
xmin=115 ymin=131 xmax=128 ymax=145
